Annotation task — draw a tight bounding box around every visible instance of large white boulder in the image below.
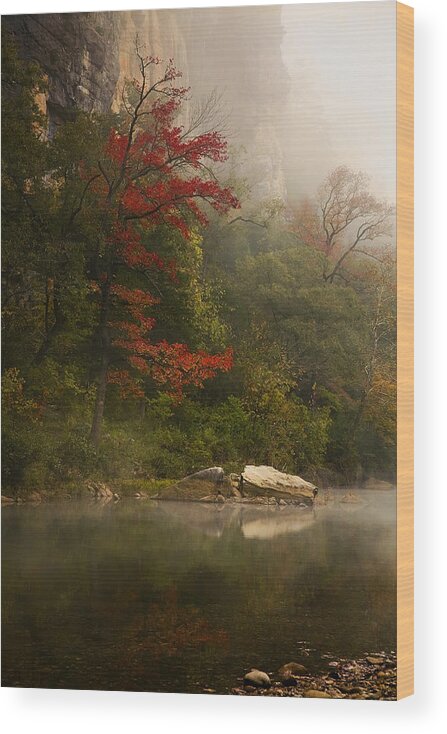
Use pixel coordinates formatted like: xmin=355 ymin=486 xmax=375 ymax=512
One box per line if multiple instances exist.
xmin=241 ymin=465 xmax=316 ymax=502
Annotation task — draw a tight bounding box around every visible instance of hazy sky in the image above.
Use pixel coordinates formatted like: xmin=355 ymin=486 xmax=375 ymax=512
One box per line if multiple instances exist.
xmin=281 ymin=1 xmax=396 ymax=201
xmin=176 ymin=2 xmax=397 ymax=204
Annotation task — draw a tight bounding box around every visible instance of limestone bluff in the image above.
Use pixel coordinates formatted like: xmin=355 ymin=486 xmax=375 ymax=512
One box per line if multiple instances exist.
xmin=3 ymin=6 xmax=288 ymax=201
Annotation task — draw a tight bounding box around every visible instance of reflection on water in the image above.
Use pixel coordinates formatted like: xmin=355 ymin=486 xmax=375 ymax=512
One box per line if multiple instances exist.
xmin=155 ymin=501 xmax=316 ymax=539
xmin=1 ymin=490 xmax=396 ymax=693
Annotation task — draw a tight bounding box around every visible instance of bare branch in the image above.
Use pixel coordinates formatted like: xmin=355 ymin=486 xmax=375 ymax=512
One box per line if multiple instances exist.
xmin=227 ymin=216 xmax=267 ymax=229
xmin=314 ymin=166 xmax=394 ymax=282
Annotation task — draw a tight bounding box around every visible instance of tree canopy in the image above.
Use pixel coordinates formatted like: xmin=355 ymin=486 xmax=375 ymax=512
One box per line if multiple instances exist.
xmin=1 ymin=34 xmax=396 ymax=494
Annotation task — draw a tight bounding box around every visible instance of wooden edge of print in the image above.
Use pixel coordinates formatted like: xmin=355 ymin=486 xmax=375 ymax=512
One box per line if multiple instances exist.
xmin=396 ymin=1 xmax=414 ymax=701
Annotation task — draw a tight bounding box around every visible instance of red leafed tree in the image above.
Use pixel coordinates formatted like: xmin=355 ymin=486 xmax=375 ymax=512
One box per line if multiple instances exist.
xmin=86 ymin=47 xmax=239 ymax=445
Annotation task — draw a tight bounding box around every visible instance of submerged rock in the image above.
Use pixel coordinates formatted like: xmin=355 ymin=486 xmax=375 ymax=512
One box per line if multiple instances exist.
xmin=154 ymin=467 xmax=231 ymax=501
xmin=340 ymin=492 xmax=360 ymax=504
xmin=241 ymin=465 xmax=316 ymax=503
xmin=244 ymin=669 xmax=271 ymax=688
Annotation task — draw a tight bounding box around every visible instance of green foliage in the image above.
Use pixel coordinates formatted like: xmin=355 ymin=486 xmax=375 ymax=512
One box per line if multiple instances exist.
xmin=1 ymin=37 xmax=396 ymax=492
xmin=116 ymin=478 xmax=173 ymax=497
xmin=2 ymin=369 xmax=41 ymax=488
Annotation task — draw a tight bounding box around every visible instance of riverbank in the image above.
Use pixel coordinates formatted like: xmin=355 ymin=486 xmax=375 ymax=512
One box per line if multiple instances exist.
xmin=1 ymin=468 xmax=395 ymax=507
xmin=231 ymin=652 xmax=397 ymax=700
xmin=1 ymin=475 xmax=395 ymax=509
xmin=1 ymin=478 xmax=173 ymax=505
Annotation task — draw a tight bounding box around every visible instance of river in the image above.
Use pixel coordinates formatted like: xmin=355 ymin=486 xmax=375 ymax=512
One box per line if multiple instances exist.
xmin=1 ymin=489 xmax=396 ymax=693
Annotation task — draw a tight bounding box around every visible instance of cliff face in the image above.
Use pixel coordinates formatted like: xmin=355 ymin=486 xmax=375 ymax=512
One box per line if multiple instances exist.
xmin=175 ymin=5 xmax=289 ymax=200
xmin=3 ymin=12 xmax=121 ymax=127
xmin=114 ymin=10 xmax=190 ymax=108
xmin=4 ymin=8 xmax=288 ymax=199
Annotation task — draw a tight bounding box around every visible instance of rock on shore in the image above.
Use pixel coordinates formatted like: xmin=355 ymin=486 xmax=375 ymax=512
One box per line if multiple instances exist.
xmin=232 ymin=652 xmax=397 ymax=700
xmin=278 ymin=661 xmax=308 ymax=685
xmin=86 ymin=481 xmax=120 ymax=503
xmin=243 ymin=669 xmax=271 ymax=688
xmin=154 ymin=467 xmax=232 ymax=501
xmin=1 ymin=495 xmax=16 ymax=505
xmin=154 ymin=465 xmax=317 ymax=505
xmin=241 ymin=465 xmax=316 ymax=503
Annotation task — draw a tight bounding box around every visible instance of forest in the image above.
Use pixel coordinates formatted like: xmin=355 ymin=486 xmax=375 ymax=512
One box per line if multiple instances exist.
xmin=1 ymin=32 xmax=397 ymax=497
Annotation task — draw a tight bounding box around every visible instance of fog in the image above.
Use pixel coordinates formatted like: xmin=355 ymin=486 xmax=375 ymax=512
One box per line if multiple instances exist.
xmin=281 ymin=1 xmax=395 ymax=201
xmin=161 ymin=1 xmax=396 ymax=204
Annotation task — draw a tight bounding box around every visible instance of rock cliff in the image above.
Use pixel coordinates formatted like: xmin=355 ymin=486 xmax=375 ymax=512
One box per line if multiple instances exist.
xmin=3 ymin=12 xmax=121 ymax=128
xmin=4 ymin=7 xmax=288 ymax=198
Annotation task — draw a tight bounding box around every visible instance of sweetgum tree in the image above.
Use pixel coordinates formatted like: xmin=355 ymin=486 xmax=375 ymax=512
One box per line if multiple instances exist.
xmin=84 ymin=48 xmax=239 ymax=445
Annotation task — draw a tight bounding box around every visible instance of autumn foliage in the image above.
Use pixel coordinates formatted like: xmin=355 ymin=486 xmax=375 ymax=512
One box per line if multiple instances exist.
xmin=2 ymin=34 xmax=396 ymax=487
xmin=85 ymin=51 xmax=238 ymax=420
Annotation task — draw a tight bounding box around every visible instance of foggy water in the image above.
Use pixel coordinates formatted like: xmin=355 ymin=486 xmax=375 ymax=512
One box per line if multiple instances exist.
xmin=1 ymin=490 xmax=396 ymax=693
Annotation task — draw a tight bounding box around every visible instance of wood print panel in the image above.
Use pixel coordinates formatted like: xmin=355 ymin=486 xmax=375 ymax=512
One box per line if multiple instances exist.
xmin=1 ymin=1 xmax=414 ymax=700
xmin=397 ymin=0 xmax=414 ymax=701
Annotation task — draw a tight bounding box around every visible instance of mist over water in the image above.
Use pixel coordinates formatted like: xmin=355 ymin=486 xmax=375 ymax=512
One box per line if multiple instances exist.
xmin=2 ymin=490 xmax=396 ymax=693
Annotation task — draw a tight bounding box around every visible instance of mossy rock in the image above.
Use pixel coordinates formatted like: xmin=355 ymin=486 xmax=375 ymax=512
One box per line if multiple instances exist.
xmin=155 ymin=467 xmax=232 ymax=501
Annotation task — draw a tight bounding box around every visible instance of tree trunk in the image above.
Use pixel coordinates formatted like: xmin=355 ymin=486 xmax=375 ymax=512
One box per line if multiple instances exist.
xmin=89 ymin=281 xmax=111 ymax=447
xmin=33 ymin=279 xmax=66 ymax=365
xmin=352 ymin=285 xmax=383 ymax=435
xmin=352 ymin=390 xmax=368 ymax=434
xmin=90 ymin=349 xmax=109 ymax=447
